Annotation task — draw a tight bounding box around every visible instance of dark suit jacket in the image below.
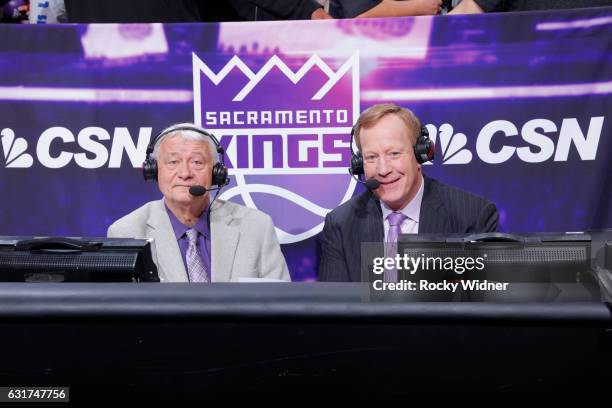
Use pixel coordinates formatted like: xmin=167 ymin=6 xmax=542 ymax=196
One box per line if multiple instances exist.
xmin=318 ymin=176 xmax=499 ymax=282
xmin=230 ymin=0 xmax=322 ymax=20
xmin=330 ymin=0 xmax=382 ymax=18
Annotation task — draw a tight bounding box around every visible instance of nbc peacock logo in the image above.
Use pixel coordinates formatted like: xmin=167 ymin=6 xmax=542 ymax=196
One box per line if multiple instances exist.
xmin=192 ymin=52 xmax=360 ymax=244
xmin=423 ymin=123 xmax=473 ymax=165
xmin=1 ymin=128 xmax=33 ymax=168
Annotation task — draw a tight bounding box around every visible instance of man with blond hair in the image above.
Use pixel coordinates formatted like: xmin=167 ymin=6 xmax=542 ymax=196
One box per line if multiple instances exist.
xmin=319 ymin=103 xmax=498 ymax=282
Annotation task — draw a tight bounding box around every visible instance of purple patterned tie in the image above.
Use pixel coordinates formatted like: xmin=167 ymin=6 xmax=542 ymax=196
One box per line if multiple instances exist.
xmin=185 ymin=228 xmax=209 ymax=282
xmin=385 ymin=212 xmax=408 ymax=283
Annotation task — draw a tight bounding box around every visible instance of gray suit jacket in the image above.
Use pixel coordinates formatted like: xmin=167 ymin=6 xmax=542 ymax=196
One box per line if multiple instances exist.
xmin=107 ymin=199 xmax=290 ymax=282
xmin=318 ymin=176 xmax=499 ymax=282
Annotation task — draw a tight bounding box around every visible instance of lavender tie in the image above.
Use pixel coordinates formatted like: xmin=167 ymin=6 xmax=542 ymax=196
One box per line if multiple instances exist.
xmin=385 ymin=212 xmax=408 ymax=283
xmin=185 ymin=228 xmax=209 ymax=283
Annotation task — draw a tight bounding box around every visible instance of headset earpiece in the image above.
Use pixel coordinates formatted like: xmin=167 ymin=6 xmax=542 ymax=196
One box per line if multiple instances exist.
xmin=142 ymin=155 xmax=158 ymax=182
xmin=349 ymin=125 xmax=364 ymax=176
xmin=413 ymin=125 xmax=435 ymax=164
xmin=212 ymin=162 xmax=229 ymax=186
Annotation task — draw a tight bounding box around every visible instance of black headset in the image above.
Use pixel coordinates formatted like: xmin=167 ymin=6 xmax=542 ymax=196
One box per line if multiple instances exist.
xmin=142 ymin=124 xmax=229 ymax=187
xmin=349 ymin=124 xmax=434 ymax=177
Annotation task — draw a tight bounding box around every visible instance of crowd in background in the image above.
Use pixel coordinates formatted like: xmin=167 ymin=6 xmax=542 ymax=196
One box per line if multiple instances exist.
xmin=2 ymin=0 xmax=610 ymax=24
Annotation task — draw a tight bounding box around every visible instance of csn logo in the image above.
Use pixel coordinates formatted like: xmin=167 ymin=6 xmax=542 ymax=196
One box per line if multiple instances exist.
xmin=425 ymin=116 xmax=604 ymax=165
xmin=1 ymin=127 xmax=152 ymax=169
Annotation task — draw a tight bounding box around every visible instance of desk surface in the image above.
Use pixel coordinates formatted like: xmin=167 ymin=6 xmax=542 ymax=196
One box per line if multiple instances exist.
xmin=0 ymin=282 xmax=609 ymax=323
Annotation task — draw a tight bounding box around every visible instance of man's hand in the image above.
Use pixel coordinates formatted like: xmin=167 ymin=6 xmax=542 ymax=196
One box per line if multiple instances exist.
xmin=311 ymin=7 xmax=333 ymax=19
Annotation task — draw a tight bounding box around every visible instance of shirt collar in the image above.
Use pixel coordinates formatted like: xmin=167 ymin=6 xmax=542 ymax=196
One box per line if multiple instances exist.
xmin=165 ymin=204 xmax=210 ymax=240
xmin=380 ymin=175 xmax=424 ymax=223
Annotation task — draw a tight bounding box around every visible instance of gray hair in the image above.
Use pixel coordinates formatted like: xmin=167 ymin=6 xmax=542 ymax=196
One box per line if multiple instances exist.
xmin=151 ymin=122 xmax=218 ymax=164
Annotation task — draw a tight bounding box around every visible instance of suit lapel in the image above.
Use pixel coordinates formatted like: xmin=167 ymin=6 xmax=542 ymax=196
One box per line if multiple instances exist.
xmin=148 ymin=200 xmax=188 ymax=282
xmin=364 ymin=194 xmax=384 ymax=242
xmin=419 ymin=176 xmax=448 ymax=234
xmin=351 ymin=193 xmax=383 ymax=281
xmin=211 ymin=200 xmax=239 ymax=282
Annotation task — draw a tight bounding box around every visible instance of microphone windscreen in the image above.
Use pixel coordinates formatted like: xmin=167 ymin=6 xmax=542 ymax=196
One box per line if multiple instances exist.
xmin=189 ymin=185 xmax=207 ymax=196
xmin=365 ymin=178 xmax=380 ymax=190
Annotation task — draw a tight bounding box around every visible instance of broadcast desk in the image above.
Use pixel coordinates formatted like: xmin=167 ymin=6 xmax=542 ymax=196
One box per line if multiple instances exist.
xmin=0 ymin=283 xmax=610 ymax=401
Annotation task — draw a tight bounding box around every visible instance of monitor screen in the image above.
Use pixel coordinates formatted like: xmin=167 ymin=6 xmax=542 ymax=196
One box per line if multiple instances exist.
xmin=0 ymin=236 xmax=159 ymax=282
xmin=364 ymin=230 xmax=612 ymax=302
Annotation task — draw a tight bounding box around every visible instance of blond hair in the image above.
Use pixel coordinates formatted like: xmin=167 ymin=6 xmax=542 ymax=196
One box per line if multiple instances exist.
xmin=353 ymin=103 xmax=421 ymax=150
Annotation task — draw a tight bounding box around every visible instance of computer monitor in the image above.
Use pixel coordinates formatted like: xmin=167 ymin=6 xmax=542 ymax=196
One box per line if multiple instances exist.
xmin=389 ymin=230 xmax=612 ymax=301
xmin=0 ymin=236 xmax=159 ymax=282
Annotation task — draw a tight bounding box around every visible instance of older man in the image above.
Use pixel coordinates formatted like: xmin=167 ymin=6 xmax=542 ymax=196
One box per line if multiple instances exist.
xmin=319 ymin=104 xmax=498 ymax=282
xmin=108 ymin=123 xmax=290 ymax=282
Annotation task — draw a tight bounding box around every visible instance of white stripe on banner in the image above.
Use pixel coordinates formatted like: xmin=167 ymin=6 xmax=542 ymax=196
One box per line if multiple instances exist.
xmin=3 ymin=81 xmax=611 ymax=103
xmin=536 ymin=16 xmax=612 ymax=31
xmin=361 ymin=81 xmax=612 ymax=102
xmin=0 ymin=87 xmax=193 ymax=103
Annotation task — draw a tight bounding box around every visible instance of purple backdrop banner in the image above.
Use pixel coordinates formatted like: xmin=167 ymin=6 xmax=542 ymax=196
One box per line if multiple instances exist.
xmin=1 ymin=8 xmax=611 ymax=280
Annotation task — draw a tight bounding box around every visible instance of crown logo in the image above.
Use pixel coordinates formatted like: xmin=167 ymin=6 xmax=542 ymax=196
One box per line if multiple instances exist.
xmin=194 ymin=53 xmax=358 ymax=101
xmin=193 ymin=52 xmax=359 ymax=130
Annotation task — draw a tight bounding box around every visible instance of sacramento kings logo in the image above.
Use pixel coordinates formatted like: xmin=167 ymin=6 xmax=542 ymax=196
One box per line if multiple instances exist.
xmin=193 ymin=52 xmax=360 ymax=244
